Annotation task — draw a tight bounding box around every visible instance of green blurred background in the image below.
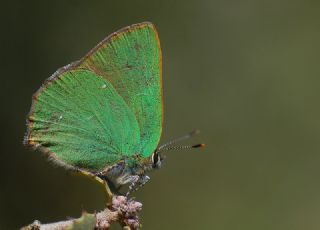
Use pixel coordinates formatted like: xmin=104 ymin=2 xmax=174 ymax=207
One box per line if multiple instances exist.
xmin=2 ymin=0 xmax=320 ymax=229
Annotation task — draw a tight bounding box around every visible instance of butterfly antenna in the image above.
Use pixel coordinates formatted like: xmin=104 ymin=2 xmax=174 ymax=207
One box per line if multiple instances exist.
xmin=157 ymin=129 xmax=200 ymax=151
xmin=156 ymin=143 xmax=205 ymax=154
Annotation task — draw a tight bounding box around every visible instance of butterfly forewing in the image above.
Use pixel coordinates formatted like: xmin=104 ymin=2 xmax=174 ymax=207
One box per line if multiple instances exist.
xmin=80 ymin=22 xmax=163 ymax=158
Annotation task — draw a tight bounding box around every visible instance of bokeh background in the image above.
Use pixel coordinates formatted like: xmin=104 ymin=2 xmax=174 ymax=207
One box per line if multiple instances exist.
xmin=2 ymin=0 xmax=320 ymax=229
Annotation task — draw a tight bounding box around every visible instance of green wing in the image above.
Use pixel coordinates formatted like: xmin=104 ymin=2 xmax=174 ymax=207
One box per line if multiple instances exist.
xmin=80 ymin=22 xmax=163 ymax=158
xmin=26 ymin=69 xmax=140 ymax=171
xmin=25 ymin=22 xmax=162 ymax=171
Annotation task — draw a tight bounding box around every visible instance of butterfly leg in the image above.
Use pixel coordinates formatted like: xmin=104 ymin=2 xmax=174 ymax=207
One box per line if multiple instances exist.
xmin=126 ymin=175 xmax=150 ymax=196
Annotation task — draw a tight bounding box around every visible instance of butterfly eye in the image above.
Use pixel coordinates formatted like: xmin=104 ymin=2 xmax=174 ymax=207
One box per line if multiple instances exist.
xmin=151 ymin=152 xmax=161 ymax=168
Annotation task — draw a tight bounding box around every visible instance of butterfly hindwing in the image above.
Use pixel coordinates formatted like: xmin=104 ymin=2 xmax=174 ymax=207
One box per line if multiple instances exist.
xmin=26 ymin=69 xmax=140 ymax=171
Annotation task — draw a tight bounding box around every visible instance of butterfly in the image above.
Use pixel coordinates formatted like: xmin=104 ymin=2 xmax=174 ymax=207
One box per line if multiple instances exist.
xmin=24 ymin=22 xmax=204 ymax=195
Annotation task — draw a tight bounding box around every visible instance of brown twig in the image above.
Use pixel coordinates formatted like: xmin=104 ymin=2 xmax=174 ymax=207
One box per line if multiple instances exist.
xmin=21 ymin=195 xmax=142 ymax=230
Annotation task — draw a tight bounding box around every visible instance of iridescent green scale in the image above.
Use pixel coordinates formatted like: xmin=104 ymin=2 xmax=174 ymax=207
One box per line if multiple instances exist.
xmin=25 ymin=22 xmax=162 ymax=172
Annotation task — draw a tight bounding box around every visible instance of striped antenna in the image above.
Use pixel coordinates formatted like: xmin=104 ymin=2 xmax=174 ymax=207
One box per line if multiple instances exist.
xmin=156 ymin=143 xmax=205 ymax=154
xmin=156 ymin=130 xmax=204 ymax=154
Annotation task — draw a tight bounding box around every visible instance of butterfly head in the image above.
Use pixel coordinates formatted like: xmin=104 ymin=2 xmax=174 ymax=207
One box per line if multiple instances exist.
xmin=151 ymin=151 xmax=163 ymax=169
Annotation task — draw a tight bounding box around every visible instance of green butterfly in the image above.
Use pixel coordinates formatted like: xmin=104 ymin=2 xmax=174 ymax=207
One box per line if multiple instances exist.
xmin=25 ymin=22 xmax=203 ymax=195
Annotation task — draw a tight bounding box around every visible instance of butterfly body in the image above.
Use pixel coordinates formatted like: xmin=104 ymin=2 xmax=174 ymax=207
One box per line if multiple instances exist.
xmin=96 ymin=155 xmax=153 ymax=193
